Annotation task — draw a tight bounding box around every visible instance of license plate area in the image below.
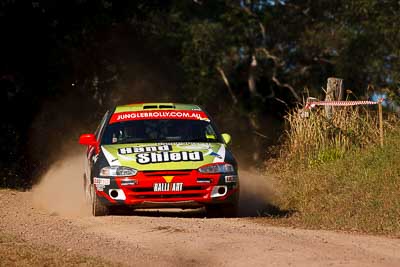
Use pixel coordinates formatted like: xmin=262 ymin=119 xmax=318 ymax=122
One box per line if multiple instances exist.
xmin=153 ymin=183 xmax=183 ymax=192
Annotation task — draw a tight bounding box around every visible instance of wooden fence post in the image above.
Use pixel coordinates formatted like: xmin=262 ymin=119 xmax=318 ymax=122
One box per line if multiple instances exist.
xmin=325 ymin=77 xmax=343 ymax=118
xmin=378 ymin=101 xmax=384 ymax=147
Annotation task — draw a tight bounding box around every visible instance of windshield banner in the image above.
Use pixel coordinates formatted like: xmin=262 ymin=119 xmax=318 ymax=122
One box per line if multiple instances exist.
xmin=109 ymin=110 xmax=209 ymax=124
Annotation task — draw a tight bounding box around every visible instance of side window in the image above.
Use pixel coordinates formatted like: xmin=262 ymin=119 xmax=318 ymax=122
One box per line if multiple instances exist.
xmin=95 ymin=111 xmax=109 ymax=140
xmin=205 ymin=124 xmax=217 ymax=140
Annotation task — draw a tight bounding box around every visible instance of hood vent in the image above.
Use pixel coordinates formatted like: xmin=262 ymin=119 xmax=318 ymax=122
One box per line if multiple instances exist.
xmin=158 ymin=105 xmax=175 ymax=109
xmin=143 ymin=105 xmax=158 ymax=109
xmin=142 ymin=104 xmax=175 ymax=109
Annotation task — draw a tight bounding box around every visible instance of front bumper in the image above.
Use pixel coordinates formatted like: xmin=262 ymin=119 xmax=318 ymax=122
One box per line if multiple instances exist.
xmin=93 ymin=170 xmax=239 ymax=208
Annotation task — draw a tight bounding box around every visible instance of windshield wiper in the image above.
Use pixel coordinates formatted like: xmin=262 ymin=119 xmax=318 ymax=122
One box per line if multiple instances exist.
xmin=109 ymin=137 xmax=216 ymax=144
xmin=115 ymin=137 xmax=160 ymax=144
xmin=182 ymin=138 xmax=209 ymax=142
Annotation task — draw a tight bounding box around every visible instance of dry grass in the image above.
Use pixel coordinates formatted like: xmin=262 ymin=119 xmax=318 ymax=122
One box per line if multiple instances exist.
xmin=270 ymin=106 xmax=400 ymax=235
xmin=275 ymin=130 xmax=400 ymax=235
xmin=283 ymin=106 xmax=393 ymax=167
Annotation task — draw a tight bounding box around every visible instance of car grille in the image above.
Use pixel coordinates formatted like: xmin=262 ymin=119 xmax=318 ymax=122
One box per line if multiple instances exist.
xmin=135 ymin=194 xmax=203 ymax=199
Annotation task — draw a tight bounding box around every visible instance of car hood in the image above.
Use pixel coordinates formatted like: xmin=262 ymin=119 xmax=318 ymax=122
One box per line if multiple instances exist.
xmin=100 ymin=142 xmax=228 ymax=171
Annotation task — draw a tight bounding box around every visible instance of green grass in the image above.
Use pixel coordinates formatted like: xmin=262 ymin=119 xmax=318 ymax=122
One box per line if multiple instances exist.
xmin=273 ymin=129 xmax=400 ymax=235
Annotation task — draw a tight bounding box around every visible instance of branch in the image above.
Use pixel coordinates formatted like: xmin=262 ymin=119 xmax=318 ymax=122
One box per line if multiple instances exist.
xmin=274 ymin=97 xmax=288 ymax=106
xmin=272 ymin=75 xmax=301 ymax=102
xmin=216 ymin=66 xmax=238 ymax=104
xmin=241 ymin=2 xmax=300 ymax=103
xmin=242 ymin=6 xmax=266 ymax=46
xmin=248 ymin=55 xmax=257 ymax=95
xmin=257 ymin=48 xmax=283 ymax=66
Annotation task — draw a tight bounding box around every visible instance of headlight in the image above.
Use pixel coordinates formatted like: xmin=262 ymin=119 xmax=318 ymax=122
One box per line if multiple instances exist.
xmin=198 ymin=163 xmax=235 ymax=174
xmin=100 ymin=166 xmax=137 ymax=177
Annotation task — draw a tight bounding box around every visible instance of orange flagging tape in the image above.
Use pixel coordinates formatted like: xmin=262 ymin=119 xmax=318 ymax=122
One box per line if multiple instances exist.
xmin=305 ymin=100 xmax=382 ymax=110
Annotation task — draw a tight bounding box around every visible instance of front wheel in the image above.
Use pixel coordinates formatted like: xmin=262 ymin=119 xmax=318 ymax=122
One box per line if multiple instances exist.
xmin=90 ymin=184 xmax=109 ymax=216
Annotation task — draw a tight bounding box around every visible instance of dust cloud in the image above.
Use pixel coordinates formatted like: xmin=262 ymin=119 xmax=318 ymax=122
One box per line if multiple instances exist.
xmin=32 ymin=153 xmax=90 ymax=217
xmin=238 ymin=168 xmax=280 ymax=217
xmin=31 ymin=154 xmax=279 ymax=217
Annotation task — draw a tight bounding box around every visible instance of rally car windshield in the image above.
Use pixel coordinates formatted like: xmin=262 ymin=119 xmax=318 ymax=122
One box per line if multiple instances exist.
xmin=101 ymin=119 xmax=221 ymax=145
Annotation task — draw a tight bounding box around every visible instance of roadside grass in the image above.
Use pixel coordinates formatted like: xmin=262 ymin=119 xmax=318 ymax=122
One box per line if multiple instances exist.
xmin=0 ymin=232 xmax=116 ymax=267
xmin=283 ymin=106 xmax=392 ymax=168
xmin=269 ymin=106 xmax=400 ymax=236
xmin=275 ymin=130 xmax=400 ymax=235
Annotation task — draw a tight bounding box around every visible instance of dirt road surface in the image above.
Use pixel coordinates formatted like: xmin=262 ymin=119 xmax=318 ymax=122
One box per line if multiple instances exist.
xmin=1 ymin=155 xmax=399 ymax=266
xmin=1 ymin=189 xmax=400 ymax=267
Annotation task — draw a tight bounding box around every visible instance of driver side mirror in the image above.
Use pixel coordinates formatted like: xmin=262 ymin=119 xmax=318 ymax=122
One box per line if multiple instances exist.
xmin=221 ymin=133 xmax=231 ymax=144
xmin=79 ymin=134 xmax=98 ymax=146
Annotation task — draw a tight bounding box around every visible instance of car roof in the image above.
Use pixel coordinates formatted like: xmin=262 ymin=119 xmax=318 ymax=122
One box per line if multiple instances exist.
xmin=114 ymin=103 xmax=203 ymax=113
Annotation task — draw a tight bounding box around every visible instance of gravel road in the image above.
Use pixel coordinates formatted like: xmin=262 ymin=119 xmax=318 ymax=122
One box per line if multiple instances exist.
xmin=1 ymin=155 xmax=399 ymax=266
xmin=1 ymin=189 xmax=400 ymax=266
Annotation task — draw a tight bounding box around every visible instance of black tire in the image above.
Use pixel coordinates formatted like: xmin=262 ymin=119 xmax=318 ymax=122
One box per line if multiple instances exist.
xmin=90 ymin=184 xmax=109 ymax=216
xmin=206 ymin=202 xmax=238 ymax=218
xmin=221 ymin=203 xmax=239 ymax=218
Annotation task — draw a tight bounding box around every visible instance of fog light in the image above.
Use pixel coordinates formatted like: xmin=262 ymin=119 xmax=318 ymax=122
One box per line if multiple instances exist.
xmin=218 ymin=187 xmax=226 ymax=195
xmin=110 ymin=190 xmax=118 ymax=198
xmin=108 ymin=189 xmax=126 ymax=200
xmin=211 ymin=186 xmax=228 ymax=198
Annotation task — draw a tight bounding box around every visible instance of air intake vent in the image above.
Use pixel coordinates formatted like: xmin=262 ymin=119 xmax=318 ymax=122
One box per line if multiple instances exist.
xmin=158 ymin=105 xmax=175 ymax=109
xmin=142 ymin=105 xmax=175 ymax=109
xmin=143 ymin=105 xmax=158 ymax=109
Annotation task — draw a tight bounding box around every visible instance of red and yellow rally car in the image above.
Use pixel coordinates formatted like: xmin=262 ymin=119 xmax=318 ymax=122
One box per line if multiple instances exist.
xmin=79 ymin=103 xmax=239 ymax=217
